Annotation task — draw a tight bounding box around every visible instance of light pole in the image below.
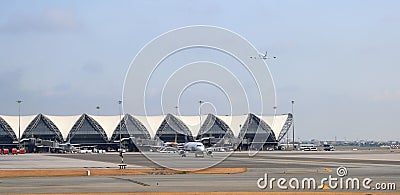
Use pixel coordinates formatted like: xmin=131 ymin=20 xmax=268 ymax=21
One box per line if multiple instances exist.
xmin=16 ymin=100 xmax=23 ymax=149
xmin=173 ymin=105 xmax=179 ymax=142
xmin=118 ymin=100 xmax=123 ymax=163
xmin=174 ymin=105 xmax=179 ymax=115
xmin=291 ymin=100 xmax=295 ymax=150
xmin=198 ymin=100 xmax=204 ymax=138
xmin=96 ymin=106 xmax=100 ymax=115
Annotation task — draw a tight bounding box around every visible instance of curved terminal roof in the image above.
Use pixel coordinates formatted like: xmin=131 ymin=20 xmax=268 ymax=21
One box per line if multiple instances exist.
xmin=257 ymin=114 xmax=289 ymax=139
xmin=22 ymin=114 xmax=64 ymax=142
xmin=155 ymin=114 xmax=193 ymax=143
xmin=0 ymin=116 xmax=17 ymax=143
xmin=177 ymin=115 xmax=207 ymax=137
xmin=0 ymin=115 xmax=37 ymax=137
xmin=0 ymin=113 xmax=292 ymax=144
xmin=133 ymin=115 xmax=165 ymax=138
xmin=44 ymin=115 xmax=81 ymax=141
xmin=217 ymin=114 xmax=248 ymax=137
xmin=238 ymin=113 xmax=277 ymax=143
xmin=111 ymin=114 xmax=151 ymax=141
xmin=197 ymin=114 xmax=234 ymax=139
xmin=67 ymin=114 xmax=108 ymax=144
xmin=89 ymin=115 xmax=121 ymax=140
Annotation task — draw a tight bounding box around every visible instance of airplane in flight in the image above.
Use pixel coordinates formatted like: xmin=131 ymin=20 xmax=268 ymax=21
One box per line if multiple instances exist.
xmin=250 ymin=51 xmax=277 ymax=60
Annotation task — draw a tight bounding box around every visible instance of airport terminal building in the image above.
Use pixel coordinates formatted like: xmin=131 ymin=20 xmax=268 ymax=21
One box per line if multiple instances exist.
xmin=0 ymin=113 xmax=292 ymax=152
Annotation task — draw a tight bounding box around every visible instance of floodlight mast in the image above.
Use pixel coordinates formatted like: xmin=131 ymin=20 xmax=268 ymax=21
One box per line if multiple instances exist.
xmin=291 ymin=100 xmax=295 ymax=150
xmin=96 ymin=106 xmax=100 ymax=115
xmin=17 ymin=100 xmax=23 ymax=149
xmin=174 ymin=105 xmax=179 ymax=115
xmin=198 ymin=100 xmax=204 ymax=139
xmin=174 ymin=105 xmax=179 ymax=143
xmin=118 ymin=100 xmax=123 ymax=163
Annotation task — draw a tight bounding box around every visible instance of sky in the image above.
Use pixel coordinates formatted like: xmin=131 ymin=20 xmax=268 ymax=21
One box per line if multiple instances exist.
xmin=1 ymin=0 xmax=399 ymax=141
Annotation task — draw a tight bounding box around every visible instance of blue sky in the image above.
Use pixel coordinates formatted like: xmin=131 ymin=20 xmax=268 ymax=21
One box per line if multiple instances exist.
xmin=1 ymin=0 xmax=399 ymax=141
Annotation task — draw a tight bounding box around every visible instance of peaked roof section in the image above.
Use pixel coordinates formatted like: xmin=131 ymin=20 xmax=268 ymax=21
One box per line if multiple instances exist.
xmin=155 ymin=114 xmax=193 ymax=138
xmin=89 ymin=115 xmax=121 ymax=140
xmin=111 ymin=114 xmax=151 ymax=141
xmin=275 ymin=113 xmax=293 ymax=141
xmin=197 ymin=114 xmax=234 ymax=139
xmin=177 ymin=115 xmax=207 ymax=137
xmin=67 ymin=114 xmax=108 ymax=143
xmin=0 ymin=114 xmax=292 ymax=142
xmin=0 ymin=115 xmax=36 ymax=137
xmin=45 ymin=115 xmax=81 ymax=141
xmin=216 ymin=114 xmax=248 ymax=137
xmin=238 ymin=113 xmax=277 ymax=141
xmin=257 ymin=114 xmax=290 ymax=140
xmin=22 ymin=114 xmax=64 ymax=142
xmin=134 ymin=115 xmax=165 ymax=138
xmin=0 ymin=116 xmax=17 ymax=143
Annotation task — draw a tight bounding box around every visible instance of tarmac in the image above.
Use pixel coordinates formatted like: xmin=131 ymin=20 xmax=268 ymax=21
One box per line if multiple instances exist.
xmin=0 ymin=150 xmax=399 ymax=194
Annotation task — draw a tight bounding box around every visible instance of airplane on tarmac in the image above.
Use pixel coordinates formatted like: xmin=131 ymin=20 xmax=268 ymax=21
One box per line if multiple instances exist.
xmin=179 ymin=142 xmax=213 ymax=158
xmin=157 ymin=133 xmax=213 ymax=157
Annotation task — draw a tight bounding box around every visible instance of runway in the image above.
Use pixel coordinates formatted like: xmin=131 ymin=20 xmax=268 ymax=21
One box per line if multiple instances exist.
xmin=0 ymin=150 xmax=399 ymax=194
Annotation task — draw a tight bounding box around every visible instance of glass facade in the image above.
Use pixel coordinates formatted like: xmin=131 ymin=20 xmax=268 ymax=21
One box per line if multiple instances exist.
xmin=0 ymin=113 xmax=292 ymax=147
xmin=238 ymin=114 xmax=276 ymax=143
xmin=111 ymin=114 xmax=151 ymax=141
xmin=277 ymin=113 xmax=293 ymax=141
xmin=0 ymin=117 xmax=16 ymax=144
xmin=22 ymin=114 xmax=63 ymax=142
xmin=67 ymin=114 xmax=108 ymax=144
xmin=155 ymin=114 xmax=193 ymax=143
xmin=197 ymin=114 xmax=234 ymax=140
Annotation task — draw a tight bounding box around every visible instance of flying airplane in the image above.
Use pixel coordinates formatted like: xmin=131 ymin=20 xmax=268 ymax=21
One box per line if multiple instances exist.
xmin=179 ymin=142 xmax=213 ymax=158
xmin=250 ymin=51 xmax=277 ymax=60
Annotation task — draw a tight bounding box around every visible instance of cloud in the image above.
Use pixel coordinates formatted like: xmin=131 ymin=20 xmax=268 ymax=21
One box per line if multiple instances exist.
xmin=0 ymin=8 xmax=81 ymax=33
xmin=81 ymin=61 xmax=104 ymax=74
xmin=372 ymin=89 xmax=400 ymax=101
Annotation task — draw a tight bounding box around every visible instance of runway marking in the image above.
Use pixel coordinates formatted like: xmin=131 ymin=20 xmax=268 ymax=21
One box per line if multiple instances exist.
xmin=0 ymin=185 xmax=149 ymax=190
xmin=150 ymin=183 xmax=256 ymax=187
xmin=229 ymin=156 xmax=400 ymax=168
xmin=282 ymin=169 xmax=329 ymax=174
xmin=0 ymin=183 xmax=256 ymax=189
xmin=324 ymin=167 xmax=333 ymax=173
xmin=110 ymin=177 xmax=150 ymax=186
xmin=321 ymin=184 xmax=331 ymax=190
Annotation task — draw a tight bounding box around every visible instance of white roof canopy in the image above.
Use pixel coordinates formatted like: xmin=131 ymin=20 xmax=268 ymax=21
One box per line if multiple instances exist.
xmin=0 ymin=114 xmax=290 ymax=141
xmin=44 ymin=115 xmax=81 ymax=140
xmin=133 ymin=115 xmax=166 ymax=138
xmin=89 ymin=115 xmax=122 ymax=140
xmin=177 ymin=115 xmax=207 ymax=137
xmin=0 ymin=115 xmax=36 ymax=137
xmin=216 ymin=114 xmax=248 ymax=137
xmin=257 ymin=115 xmax=289 ymax=138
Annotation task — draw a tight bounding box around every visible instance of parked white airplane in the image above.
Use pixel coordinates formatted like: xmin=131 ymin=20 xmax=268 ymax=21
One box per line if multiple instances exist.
xmin=179 ymin=142 xmax=212 ymax=157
